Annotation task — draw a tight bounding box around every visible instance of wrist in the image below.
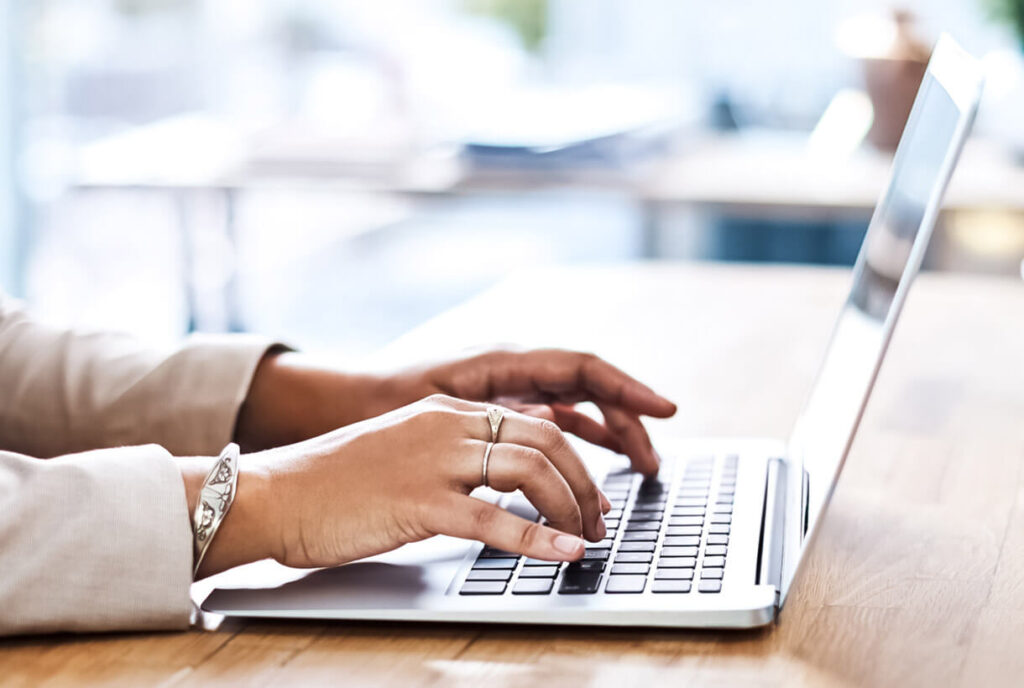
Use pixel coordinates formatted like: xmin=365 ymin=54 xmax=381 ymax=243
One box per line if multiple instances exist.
xmin=179 ymin=455 xmax=279 ymax=578
xmin=236 ymin=351 xmax=397 ymax=450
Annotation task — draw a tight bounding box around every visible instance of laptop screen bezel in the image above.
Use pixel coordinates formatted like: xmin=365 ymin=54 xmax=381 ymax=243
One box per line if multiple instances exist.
xmin=777 ymin=34 xmax=985 ymax=606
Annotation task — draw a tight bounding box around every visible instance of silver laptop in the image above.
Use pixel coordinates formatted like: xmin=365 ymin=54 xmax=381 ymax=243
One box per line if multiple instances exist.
xmin=203 ymin=35 xmax=983 ymax=629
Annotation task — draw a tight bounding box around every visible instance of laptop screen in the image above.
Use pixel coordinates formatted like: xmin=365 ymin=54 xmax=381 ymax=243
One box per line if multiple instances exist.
xmin=785 ymin=38 xmax=982 ymax=572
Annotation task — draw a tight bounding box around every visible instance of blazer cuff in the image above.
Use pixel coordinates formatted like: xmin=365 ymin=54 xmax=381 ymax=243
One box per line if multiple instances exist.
xmin=155 ymin=334 xmax=286 ymax=457
xmin=0 ymin=445 xmax=193 ymax=635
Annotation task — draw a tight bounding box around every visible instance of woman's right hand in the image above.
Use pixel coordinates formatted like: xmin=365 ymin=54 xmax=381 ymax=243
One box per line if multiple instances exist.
xmin=188 ymin=394 xmax=612 ymax=578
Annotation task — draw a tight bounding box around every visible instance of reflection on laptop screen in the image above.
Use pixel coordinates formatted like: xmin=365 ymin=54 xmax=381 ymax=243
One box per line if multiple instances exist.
xmin=790 ymin=69 xmax=969 ymax=540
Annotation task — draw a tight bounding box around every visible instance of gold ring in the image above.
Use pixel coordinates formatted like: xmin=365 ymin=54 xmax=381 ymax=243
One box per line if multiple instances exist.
xmin=486 ymin=406 xmax=505 ymax=443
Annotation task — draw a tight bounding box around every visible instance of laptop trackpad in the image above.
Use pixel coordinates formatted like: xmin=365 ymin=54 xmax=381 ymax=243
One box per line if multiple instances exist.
xmin=202 ymin=536 xmax=471 ymax=614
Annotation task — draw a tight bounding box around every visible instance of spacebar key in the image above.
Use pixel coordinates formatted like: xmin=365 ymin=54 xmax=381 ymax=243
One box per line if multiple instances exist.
xmin=558 ymin=569 xmax=602 ymax=594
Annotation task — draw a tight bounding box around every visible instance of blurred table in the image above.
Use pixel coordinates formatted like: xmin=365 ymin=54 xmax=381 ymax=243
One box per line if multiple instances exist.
xmin=4 ymin=262 xmax=1024 ymax=687
xmin=69 ymin=122 xmax=1024 ymax=330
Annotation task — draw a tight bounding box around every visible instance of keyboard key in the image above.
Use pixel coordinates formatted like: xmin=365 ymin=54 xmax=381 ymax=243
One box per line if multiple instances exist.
xmin=709 ymin=514 xmax=732 ymax=524
xmin=672 ymin=507 xmax=705 ymax=517
xmin=623 ymin=531 xmax=658 ymax=542
xmin=713 ymin=505 xmax=733 ymax=514
xmin=605 ymin=575 xmax=647 ymax=594
xmin=625 ymin=522 xmax=661 ymax=532
xmin=706 ymin=535 xmax=729 ymax=545
xmin=674 ymin=498 xmax=706 ymax=507
xmin=519 ymin=566 xmax=560 ymax=578
xmin=523 ymin=557 xmax=559 ymax=566
xmin=705 ymin=545 xmax=728 ymax=556
xmin=702 ymin=556 xmax=726 ymax=568
xmin=627 ymin=513 xmax=662 ymax=523
xmin=718 ymin=487 xmax=735 ymax=496
xmin=614 ymin=552 xmax=653 ymax=564
xmin=466 ymin=569 xmax=513 ymax=582
xmin=513 ymin=578 xmax=554 ymax=595
xmin=652 ymin=580 xmax=691 ymax=593
xmin=669 ymin=516 xmax=703 ymax=527
xmin=665 ymin=526 xmax=701 ymax=537
xmin=701 ymin=568 xmax=724 ymax=579
xmin=611 ymin=563 xmax=650 ymax=575
xmin=594 ymin=538 xmax=616 ymax=549
xmin=460 ymin=581 xmax=507 ymax=595
xmin=663 ymin=536 xmax=701 ymax=547
xmin=630 ymin=505 xmax=665 ymax=514
xmin=655 ymin=568 xmax=694 ymax=580
xmin=618 ymin=541 xmax=657 ymax=552
xmin=583 ymin=548 xmax=611 ymax=561
xmin=558 ymin=569 xmax=603 ymax=594
xmin=708 ymin=524 xmax=730 ymax=535
xmin=566 ymin=559 xmax=605 ymax=572
xmin=660 ymin=546 xmax=699 ymax=557
xmin=473 ymin=558 xmax=519 ymax=570
xmin=605 ymin=519 xmax=620 ymax=530
xmin=698 ymin=581 xmax=722 ymax=593
xmin=478 ymin=547 xmax=517 ymax=558
xmin=656 ymin=556 xmax=696 ymax=568
xmin=607 ymin=509 xmax=624 ymax=520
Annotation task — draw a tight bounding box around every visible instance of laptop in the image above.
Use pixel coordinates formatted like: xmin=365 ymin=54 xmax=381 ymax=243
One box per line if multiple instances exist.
xmin=203 ymin=35 xmax=984 ymax=629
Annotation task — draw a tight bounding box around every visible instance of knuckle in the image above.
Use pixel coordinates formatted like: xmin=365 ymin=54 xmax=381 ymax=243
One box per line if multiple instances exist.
xmin=424 ymin=392 xmax=455 ymax=406
xmin=536 ymin=418 xmax=565 ymax=445
xmin=519 ymin=522 xmax=545 ymax=552
xmin=518 ymin=447 xmax=549 ymax=473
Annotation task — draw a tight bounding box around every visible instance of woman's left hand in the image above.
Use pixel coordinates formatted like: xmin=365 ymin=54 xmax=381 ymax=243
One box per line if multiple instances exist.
xmin=236 ymin=348 xmax=676 ymax=476
xmin=402 ymin=349 xmax=676 ymax=476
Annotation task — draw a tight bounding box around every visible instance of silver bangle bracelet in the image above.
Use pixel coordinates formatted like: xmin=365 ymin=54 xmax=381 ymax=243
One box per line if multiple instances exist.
xmin=192 ymin=442 xmax=241 ymax=577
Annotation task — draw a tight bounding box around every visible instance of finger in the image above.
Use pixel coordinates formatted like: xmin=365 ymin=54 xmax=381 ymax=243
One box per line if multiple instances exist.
xmin=596 ymin=403 xmax=661 ymax=477
xmin=442 ymin=495 xmax=585 ymax=562
xmin=483 ymin=412 xmax=606 ymax=542
xmin=548 ymin=403 xmax=623 ymax=455
xmin=484 ymin=350 xmax=677 ymax=418
xmin=481 ymin=442 xmax=584 ymax=538
xmin=507 ymin=402 xmax=556 ymax=422
xmin=485 ymin=403 xmax=614 ymax=516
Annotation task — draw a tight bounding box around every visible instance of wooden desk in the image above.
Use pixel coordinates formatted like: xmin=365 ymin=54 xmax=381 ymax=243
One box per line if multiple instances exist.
xmin=3 ymin=263 xmax=1023 ymax=687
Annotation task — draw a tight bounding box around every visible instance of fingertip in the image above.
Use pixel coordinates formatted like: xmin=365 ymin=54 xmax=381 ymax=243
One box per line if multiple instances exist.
xmin=599 ymin=490 xmax=612 ymax=514
xmin=551 ymin=533 xmax=585 ymax=560
xmin=635 ymin=450 xmax=661 ymax=479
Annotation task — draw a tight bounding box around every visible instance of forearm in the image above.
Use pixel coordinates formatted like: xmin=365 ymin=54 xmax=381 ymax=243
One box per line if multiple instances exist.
xmin=0 ymin=294 xmax=276 ymax=457
xmin=0 ymin=446 xmax=193 ymax=636
xmin=233 ymin=350 xmax=432 ymax=452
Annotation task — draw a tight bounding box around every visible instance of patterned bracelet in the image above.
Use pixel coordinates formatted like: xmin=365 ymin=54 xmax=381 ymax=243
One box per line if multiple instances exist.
xmin=192 ymin=442 xmax=240 ymax=577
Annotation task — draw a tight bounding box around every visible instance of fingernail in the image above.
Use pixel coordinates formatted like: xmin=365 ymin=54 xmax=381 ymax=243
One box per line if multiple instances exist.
xmin=599 ymin=490 xmax=611 ymax=514
xmin=552 ymin=533 xmax=584 ymax=557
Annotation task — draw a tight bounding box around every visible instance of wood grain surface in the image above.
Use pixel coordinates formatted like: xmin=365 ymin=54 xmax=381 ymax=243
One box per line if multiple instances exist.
xmin=3 ymin=262 xmax=1023 ymax=688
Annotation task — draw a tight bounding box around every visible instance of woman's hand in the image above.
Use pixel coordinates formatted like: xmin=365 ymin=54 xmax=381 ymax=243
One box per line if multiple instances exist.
xmin=236 ymin=348 xmax=675 ymax=477
xmin=408 ymin=349 xmax=677 ymax=476
xmin=188 ymin=394 xmax=612 ymax=578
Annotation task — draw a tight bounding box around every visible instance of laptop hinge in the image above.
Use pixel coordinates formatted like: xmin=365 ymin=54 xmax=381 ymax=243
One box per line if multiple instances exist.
xmin=755 ymin=457 xmax=787 ymax=605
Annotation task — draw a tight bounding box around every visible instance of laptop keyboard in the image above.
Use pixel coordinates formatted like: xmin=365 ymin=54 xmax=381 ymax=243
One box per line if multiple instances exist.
xmin=458 ymin=454 xmax=737 ymax=596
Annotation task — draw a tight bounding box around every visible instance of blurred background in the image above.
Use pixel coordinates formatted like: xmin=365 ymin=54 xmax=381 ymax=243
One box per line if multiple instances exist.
xmin=2 ymin=0 xmax=1023 ymax=358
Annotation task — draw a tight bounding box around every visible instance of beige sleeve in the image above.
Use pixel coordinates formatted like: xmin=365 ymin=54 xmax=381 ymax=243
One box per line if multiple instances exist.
xmin=0 ymin=445 xmax=194 ymax=635
xmin=0 ymin=294 xmax=278 ymax=458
